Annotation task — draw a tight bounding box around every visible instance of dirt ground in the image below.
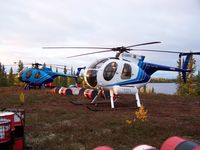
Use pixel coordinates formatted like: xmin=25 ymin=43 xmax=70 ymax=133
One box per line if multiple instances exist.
xmin=0 ymin=87 xmax=200 ymax=150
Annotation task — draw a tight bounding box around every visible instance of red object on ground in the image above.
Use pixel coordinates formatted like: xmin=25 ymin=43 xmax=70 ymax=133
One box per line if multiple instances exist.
xmin=0 ymin=112 xmax=15 ymax=131
xmin=45 ymin=83 xmax=56 ymax=88
xmin=6 ymin=108 xmax=25 ymax=150
xmin=14 ymin=138 xmax=24 ymax=150
xmin=6 ymin=108 xmax=25 ymax=127
xmin=161 ymin=136 xmax=200 ymax=150
xmin=0 ymin=119 xmax=11 ymax=143
xmin=59 ymin=87 xmax=67 ymax=95
xmin=0 ymin=118 xmax=12 ymax=150
xmin=84 ymin=89 xmax=98 ymax=99
xmin=52 ymin=87 xmax=61 ymax=94
xmin=193 ymin=147 xmax=200 ymax=150
xmin=93 ymin=146 xmax=114 ymax=150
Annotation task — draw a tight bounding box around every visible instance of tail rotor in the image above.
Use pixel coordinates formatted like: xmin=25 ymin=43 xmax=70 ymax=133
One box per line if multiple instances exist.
xmin=179 ymin=52 xmax=200 ymax=82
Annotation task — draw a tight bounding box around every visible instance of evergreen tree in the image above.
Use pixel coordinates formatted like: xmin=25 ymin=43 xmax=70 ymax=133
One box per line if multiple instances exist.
xmin=17 ymin=60 xmax=24 ymax=73
xmin=53 ymin=67 xmax=60 ymax=86
xmin=176 ymin=57 xmax=182 ymax=84
xmin=64 ymin=66 xmax=67 ymax=74
xmin=187 ymin=55 xmax=196 ymax=95
xmin=0 ymin=63 xmax=3 ymax=86
xmin=8 ymin=67 xmax=15 ymax=86
xmin=194 ymin=71 xmax=200 ymax=95
xmin=0 ymin=63 xmax=8 ymax=86
xmin=176 ymin=57 xmax=184 ymax=95
xmin=61 ymin=66 xmax=68 ymax=86
xmin=67 ymin=66 xmax=77 ymax=86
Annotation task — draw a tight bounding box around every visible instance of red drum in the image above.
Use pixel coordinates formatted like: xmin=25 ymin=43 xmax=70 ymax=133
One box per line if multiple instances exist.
xmin=0 ymin=112 xmax=15 ymax=131
xmin=58 ymin=87 xmax=67 ymax=95
xmin=93 ymin=146 xmax=114 ymax=150
xmin=52 ymin=87 xmax=61 ymax=94
xmin=61 ymin=87 xmax=67 ymax=95
xmin=84 ymin=89 xmax=98 ymax=100
xmin=0 ymin=119 xmax=11 ymax=143
xmin=14 ymin=138 xmax=24 ymax=150
xmin=5 ymin=109 xmax=25 ymax=150
xmin=61 ymin=88 xmax=70 ymax=96
xmin=5 ymin=109 xmax=25 ymax=127
xmin=65 ymin=88 xmax=85 ymax=96
xmin=78 ymin=88 xmax=85 ymax=95
xmin=65 ymin=89 xmax=73 ymax=95
xmin=0 ymin=118 xmax=12 ymax=150
xmin=161 ymin=136 xmax=200 ymax=150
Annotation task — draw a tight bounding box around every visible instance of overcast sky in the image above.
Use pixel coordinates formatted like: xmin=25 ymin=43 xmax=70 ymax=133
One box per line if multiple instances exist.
xmin=0 ymin=0 xmax=200 ymax=78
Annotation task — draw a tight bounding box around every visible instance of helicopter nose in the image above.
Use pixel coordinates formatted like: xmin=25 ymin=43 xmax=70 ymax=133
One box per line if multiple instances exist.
xmin=85 ymin=69 xmax=97 ymax=88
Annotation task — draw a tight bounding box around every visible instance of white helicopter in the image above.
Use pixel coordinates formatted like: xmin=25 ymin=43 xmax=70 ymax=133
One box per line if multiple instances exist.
xmin=44 ymin=42 xmax=200 ymax=109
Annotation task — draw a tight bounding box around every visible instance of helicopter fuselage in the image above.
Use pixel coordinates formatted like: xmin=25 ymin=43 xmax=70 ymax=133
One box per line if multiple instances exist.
xmin=85 ymin=59 xmax=150 ymax=90
xmin=18 ymin=68 xmax=54 ymax=86
xmin=84 ymin=53 xmax=151 ymax=90
xmin=84 ymin=51 xmax=189 ymax=93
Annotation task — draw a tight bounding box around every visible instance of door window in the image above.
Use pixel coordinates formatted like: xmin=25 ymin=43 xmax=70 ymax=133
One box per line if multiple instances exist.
xmin=121 ymin=63 xmax=132 ymax=79
xmin=103 ymin=62 xmax=118 ymax=81
xmin=35 ymin=71 xmax=41 ymax=79
xmin=26 ymin=70 xmax=32 ymax=78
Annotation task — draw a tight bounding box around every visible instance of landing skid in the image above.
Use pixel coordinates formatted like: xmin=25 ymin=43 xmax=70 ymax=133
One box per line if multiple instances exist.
xmin=91 ymin=87 xmax=141 ymax=109
xmin=23 ymin=84 xmax=45 ymax=90
xmin=24 ymin=84 xmax=30 ymax=90
xmin=70 ymin=99 xmax=92 ymax=106
xmin=70 ymin=86 xmax=141 ymax=111
xmin=70 ymin=99 xmax=138 ymax=111
xmin=86 ymin=102 xmax=138 ymax=111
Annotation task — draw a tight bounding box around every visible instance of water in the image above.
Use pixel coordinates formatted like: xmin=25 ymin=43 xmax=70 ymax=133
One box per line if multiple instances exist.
xmin=146 ymin=83 xmax=178 ymax=95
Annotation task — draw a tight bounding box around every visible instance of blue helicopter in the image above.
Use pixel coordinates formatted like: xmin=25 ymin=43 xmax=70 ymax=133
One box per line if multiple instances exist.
xmin=18 ymin=63 xmax=84 ymax=89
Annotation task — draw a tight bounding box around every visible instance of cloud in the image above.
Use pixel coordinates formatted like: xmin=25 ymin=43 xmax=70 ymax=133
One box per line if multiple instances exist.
xmin=0 ymin=0 xmax=200 ymax=77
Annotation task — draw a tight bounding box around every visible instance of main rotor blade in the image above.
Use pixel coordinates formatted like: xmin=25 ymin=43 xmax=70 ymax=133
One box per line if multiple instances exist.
xmin=43 ymin=41 xmax=162 ymax=58
xmin=43 ymin=46 xmax=112 ymax=49
xmin=180 ymin=52 xmax=200 ymax=56
xmin=66 ymin=49 xmax=113 ymax=58
xmin=131 ymin=49 xmax=181 ymax=54
xmin=126 ymin=41 xmax=161 ymax=48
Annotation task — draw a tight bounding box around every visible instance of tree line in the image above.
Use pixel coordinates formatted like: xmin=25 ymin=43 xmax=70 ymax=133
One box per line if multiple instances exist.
xmin=0 ymin=63 xmax=15 ymax=86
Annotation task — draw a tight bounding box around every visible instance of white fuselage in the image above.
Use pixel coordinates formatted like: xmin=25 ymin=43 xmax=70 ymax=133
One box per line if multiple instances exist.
xmin=84 ymin=54 xmax=151 ymax=91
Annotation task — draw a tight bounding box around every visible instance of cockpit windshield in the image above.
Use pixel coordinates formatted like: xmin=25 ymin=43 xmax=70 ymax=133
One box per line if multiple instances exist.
xmin=18 ymin=67 xmax=28 ymax=78
xmin=86 ymin=58 xmax=109 ymax=87
xmin=89 ymin=58 xmax=109 ymax=69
